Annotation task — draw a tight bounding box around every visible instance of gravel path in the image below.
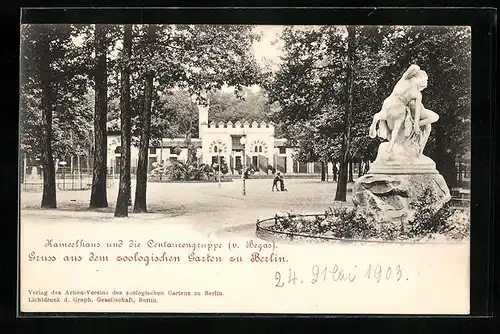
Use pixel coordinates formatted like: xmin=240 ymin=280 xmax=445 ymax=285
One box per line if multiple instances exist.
xmin=20 ymin=179 xmax=351 ymax=238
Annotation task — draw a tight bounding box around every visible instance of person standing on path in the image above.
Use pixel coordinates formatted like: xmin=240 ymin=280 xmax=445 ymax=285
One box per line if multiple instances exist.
xmin=272 ymin=172 xmax=283 ymax=192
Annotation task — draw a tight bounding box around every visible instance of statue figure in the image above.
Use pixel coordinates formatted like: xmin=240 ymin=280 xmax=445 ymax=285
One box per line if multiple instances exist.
xmin=353 ymin=64 xmax=450 ymax=226
xmin=406 ymin=100 xmax=439 ymax=155
xmin=369 ymin=64 xmax=439 ymax=155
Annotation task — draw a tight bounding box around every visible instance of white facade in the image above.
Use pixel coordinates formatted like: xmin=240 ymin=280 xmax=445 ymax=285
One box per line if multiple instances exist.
xmin=106 ymin=134 xmax=140 ymax=172
xmin=104 ymin=102 xmax=336 ymax=175
xmin=148 ymin=139 xmax=203 ymax=166
xmin=200 ymin=120 xmax=275 ymax=172
xmin=107 ymin=134 xmax=204 ymax=173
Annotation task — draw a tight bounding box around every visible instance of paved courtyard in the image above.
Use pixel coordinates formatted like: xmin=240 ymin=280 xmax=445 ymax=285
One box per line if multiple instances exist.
xmin=20 ymin=179 xmax=350 ymax=238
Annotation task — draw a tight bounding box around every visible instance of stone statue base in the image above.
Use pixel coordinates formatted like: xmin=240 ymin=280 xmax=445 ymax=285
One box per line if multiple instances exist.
xmin=353 ymin=142 xmax=450 ymax=225
xmin=368 ymin=142 xmax=438 ymax=175
xmin=352 ymin=173 xmax=451 ymax=225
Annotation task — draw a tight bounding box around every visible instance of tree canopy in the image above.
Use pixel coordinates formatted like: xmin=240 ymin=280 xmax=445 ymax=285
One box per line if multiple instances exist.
xmin=267 ymin=25 xmax=471 ymax=170
xmin=20 ymin=24 xmax=471 ymax=208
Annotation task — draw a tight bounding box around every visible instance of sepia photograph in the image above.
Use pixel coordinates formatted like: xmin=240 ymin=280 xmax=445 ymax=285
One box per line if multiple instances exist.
xmin=19 ymin=22 xmax=472 ymax=314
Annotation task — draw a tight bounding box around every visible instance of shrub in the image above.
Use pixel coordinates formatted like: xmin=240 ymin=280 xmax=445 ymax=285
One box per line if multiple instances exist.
xmin=405 ymin=189 xmax=470 ymax=240
xmin=211 ymin=161 xmax=229 ymax=175
xmin=438 ymin=206 xmax=470 ymax=240
xmin=269 ymin=198 xmax=470 ymax=242
xmin=271 ymin=207 xmax=379 ymax=240
xmin=166 ymin=160 xmax=216 ymax=181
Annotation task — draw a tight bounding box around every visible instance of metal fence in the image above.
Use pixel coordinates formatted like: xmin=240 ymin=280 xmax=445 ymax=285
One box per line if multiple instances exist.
xmin=21 ymin=166 xmax=116 ymax=192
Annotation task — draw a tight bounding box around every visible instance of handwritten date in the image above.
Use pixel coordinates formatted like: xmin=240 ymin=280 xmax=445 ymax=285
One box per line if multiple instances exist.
xmin=275 ymin=264 xmax=405 ymax=287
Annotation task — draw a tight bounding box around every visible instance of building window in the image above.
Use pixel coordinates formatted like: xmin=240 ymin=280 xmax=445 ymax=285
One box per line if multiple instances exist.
xmin=150 ymin=147 xmax=157 ymax=155
xmin=254 ymin=146 xmax=258 ymax=152
xmin=115 ymin=146 xmax=122 ymax=154
xmin=214 ymin=146 xmax=218 ymax=153
xmin=169 ymin=147 xmax=177 ymax=154
xmin=279 ymin=147 xmax=286 ymax=154
xmin=259 ymin=146 xmax=263 ymax=153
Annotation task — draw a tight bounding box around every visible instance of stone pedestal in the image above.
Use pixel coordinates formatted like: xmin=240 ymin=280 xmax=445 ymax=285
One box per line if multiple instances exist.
xmin=369 ymin=142 xmax=437 ymax=174
xmin=353 ymin=173 xmax=451 ymax=224
xmin=353 ymin=143 xmax=451 ymax=224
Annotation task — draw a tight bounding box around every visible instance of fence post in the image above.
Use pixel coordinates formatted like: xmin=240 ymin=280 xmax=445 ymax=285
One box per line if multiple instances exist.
xmin=77 ymin=155 xmax=81 ymax=190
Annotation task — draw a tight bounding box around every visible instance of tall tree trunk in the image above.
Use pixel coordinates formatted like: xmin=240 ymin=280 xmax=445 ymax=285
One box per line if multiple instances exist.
xmin=90 ymin=24 xmax=109 ymax=208
xmin=321 ymin=161 xmax=326 ymax=181
xmin=433 ymin=122 xmax=457 ymax=188
xmin=115 ymin=25 xmax=133 ymax=218
xmin=458 ymin=162 xmax=462 ymax=183
xmin=134 ymin=24 xmax=157 ymax=213
xmin=335 ymin=26 xmax=356 ymax=201
xmin=39 ymin=29 xmax=56 ymax=208
xmin=348 ymin=161 xmax=354 ymax=182
xmin=358 ymin=161 xmax=362 ymax=178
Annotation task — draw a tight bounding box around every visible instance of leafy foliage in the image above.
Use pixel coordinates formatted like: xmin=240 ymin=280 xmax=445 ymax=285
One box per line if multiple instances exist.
xmin=20 ymin=24 xmax=94 ymax=160
xmin=267 ymin=27 xmax=346 ymax=160
xmin=207 ymin=87 xmax=275 ymax=123
xmin=152 ymin=89 xmax=200 ymax=142
xmin=270 ymin=201 xmax=470 ymax=242
xmin=406 ymin=190 xmax=470 ymax=240
xmin=152 ymin=160 xmax=217 ymax=182
xmin=267 ymin=25 xmax=471 ymax=179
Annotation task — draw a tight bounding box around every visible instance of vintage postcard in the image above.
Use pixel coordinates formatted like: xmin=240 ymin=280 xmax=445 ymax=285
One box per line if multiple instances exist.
xmin=19 ymin=23 xmax=471 ymax=314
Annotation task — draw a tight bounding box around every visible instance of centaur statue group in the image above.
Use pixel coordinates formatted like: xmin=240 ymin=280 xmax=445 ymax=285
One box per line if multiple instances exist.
xmin=369 ymin=64 xmax=439 ymax=155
